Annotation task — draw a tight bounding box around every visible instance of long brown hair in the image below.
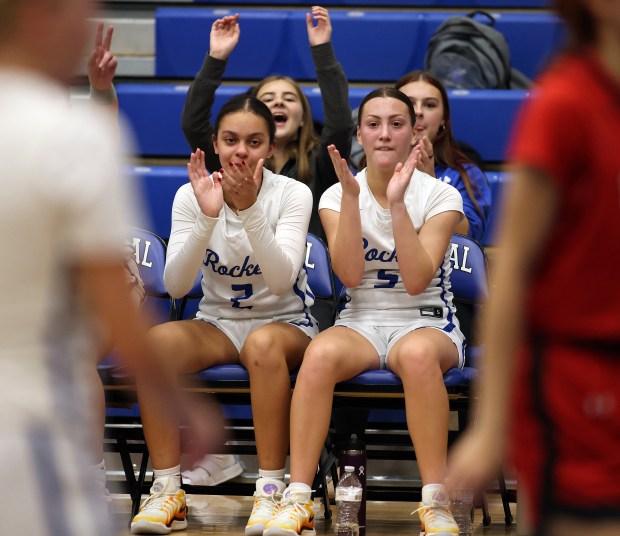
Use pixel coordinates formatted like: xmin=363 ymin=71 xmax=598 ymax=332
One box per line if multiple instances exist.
xmin=251 ymin=75 xmax=319 ymax=184
xmin=395 ymin=70 xmax=484 ymax=216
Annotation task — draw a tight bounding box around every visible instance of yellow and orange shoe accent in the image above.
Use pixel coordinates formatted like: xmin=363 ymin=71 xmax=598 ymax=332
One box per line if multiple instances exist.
xmin=264 ymin=486 xmax=315 ymax=536
xmin=130 ymin=489 xmax=187 ymax=534
xmin=244 ymin=478 xmax=286 ymax=536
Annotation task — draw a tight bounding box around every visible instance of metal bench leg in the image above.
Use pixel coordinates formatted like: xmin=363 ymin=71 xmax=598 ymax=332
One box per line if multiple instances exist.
xmin=131 ymin=447 xmax=150 ymax=519
xmin=314 ymin=447 xmax=338 ymax=521
xmin=498 ymin=470 xmax=513 ymax=525
xmin=480 ymin=492 xmax=492 ymax=526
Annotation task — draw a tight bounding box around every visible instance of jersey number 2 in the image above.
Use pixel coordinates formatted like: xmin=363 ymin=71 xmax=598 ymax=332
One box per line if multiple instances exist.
xmin=230 ymin=284 xmax=253 ymax=309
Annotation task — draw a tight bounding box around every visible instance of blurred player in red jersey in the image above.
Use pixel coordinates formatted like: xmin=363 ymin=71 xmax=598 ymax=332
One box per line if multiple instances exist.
xmin=448 ymin=1 xmax=620 ymax=535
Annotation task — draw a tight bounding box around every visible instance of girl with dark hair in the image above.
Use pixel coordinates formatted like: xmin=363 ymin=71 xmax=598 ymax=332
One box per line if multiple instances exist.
xmin=351 ymin=71 xmax=491 ymax=243
xmin=395 ymin=70 xmax=491 ymax=241
xmin=131 ymin=94 xmax=318 ymax=535
xmin=449 ymin=1 xmax=620 ymax=535
xmin=181 ymin=6 xmax=352 ymax=240
xmin=265 ymin=87 xmax=465 ymax=536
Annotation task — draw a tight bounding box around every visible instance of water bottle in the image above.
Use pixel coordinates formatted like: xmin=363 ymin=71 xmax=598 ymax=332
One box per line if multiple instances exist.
xmin=334 ymin=465 xmax=362 ymax=536
xmin=338 ymin=434 xmax=366 ymax=535
xmin=450 ymin=488 xmax=474 ymax=535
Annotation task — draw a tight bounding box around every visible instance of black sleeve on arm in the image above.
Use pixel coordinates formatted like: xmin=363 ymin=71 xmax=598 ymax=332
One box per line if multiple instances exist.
xmin=311 ymin=42 xmax=353 ymax=197
xmin=180 ymin=54 xmax=226 ymax=173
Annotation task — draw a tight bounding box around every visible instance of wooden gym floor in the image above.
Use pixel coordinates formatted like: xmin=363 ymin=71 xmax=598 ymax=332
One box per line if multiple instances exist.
xmin=110 ymin=493 xmax=518 ymax=535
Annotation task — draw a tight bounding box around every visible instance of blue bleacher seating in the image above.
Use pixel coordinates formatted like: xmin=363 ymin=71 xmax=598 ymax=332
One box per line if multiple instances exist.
xmin=155 ymin=8 xmax=564 ymax=81
xmin=128 ymin=165 xmax=189 ymax=239
xmin=156 ymin=8 xmax=289 ymax=79
xmin=286 ymin=10 xmax=425 ymax=81
xmin=119 ymin=83 xmax=527 ymax=164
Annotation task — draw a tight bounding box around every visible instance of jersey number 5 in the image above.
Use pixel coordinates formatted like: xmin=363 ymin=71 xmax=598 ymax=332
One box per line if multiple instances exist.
xmin=230 ymin=283 xmax=254 ymax=309
xmin=374 ymin=269 xmax=399 ymax=288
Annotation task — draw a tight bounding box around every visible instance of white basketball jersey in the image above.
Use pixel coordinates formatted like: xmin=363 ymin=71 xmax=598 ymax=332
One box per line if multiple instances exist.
xmin=319 ymin=168 xmax=463 ymax=324
xmin=173 ymin=171 xmax=315 ymax=321
xmin=0 ymin=68 xmax=131 ymax=534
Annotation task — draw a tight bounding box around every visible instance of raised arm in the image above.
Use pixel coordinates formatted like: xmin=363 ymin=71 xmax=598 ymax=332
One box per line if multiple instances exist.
xmin=164 ymin=150 xmax=224 ymax=298
xmin=320 ymin=145 xmax=364 ymax=287
xmin=180 ymin=14 xmax=240 ymax=171
xmin=307 ymin=6 xmax=353 ymax=195
xmin=87 ymin=22 xmax=118 ymax=118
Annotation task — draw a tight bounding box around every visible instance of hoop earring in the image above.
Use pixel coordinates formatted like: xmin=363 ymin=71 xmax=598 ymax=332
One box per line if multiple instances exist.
xmin=439 ymin=124 xmax=446 ymax=133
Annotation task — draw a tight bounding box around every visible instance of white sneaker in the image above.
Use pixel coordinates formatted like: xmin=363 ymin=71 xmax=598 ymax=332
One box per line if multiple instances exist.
xmin=414 ymin=485 xmax=459 ymax=535
xmin=245 ymin=478 xmax=286 ymax=536
xmin=264 ymin=486 xmax=316 ymax=536
xmin=182 ymin=454 xmax=243 ymax=486
xmin=131 ymin=478 xmax=187 ymax=534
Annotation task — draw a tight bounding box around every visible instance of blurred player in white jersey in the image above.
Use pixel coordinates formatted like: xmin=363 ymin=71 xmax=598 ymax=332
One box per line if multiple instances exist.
xmin=0 ymin=1 xmax=214 ymax=534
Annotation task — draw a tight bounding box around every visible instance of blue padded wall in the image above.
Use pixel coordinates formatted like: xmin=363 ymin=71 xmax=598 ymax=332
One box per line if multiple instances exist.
xmin=155 ymin=8 xmax=564 ymax=81
xmin=129 ymin=165 xmax=189 ymax=240
xmin=118 ymin=83 xmax=528 ymax=163
xmin=118 ymin=84 xmax=248 ymax=156
xmin=156 ymin=8 xmax=289 ymax=79
xmin=286 ymin=10 xmax=426 ymax=81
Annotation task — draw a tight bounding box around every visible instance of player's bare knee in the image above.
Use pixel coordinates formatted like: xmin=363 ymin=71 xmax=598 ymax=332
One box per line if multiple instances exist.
xmin=240 ymin=330 xmax=286 ymax=372
xmin=297 ymin=341 xmax=340 ymax=384
xmin=146 ymin=324 xmax=184 ymax=370
xmin=393 ymin=341 xmax=441 ymax=382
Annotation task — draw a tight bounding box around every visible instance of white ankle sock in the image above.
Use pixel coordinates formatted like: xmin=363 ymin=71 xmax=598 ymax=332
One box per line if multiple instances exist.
xmin=152 ymin=465 xmax=181 ymax=493
xmin=288 ymin=482 xmax=311 ymax=492
xmin=258 ymin=468 xmax=285 ymax=481
xmin=422 ymin=483 xmax=449 ymax=505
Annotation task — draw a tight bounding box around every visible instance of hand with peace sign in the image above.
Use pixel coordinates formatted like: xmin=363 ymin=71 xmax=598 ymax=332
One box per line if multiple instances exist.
xmin=87 ymin=22 xmax=118 ymax=92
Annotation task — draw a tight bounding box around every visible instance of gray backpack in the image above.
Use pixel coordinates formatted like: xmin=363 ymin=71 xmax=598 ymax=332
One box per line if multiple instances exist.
xmin=424 ymin=11 xmax=531 ymax=90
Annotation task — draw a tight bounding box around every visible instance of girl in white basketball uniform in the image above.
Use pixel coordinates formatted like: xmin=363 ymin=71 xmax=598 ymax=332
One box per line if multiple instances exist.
xmin=131 ymin=95 xmax=318 ymax=535
xmin=264 ymin=88 xmax=465 ymax=536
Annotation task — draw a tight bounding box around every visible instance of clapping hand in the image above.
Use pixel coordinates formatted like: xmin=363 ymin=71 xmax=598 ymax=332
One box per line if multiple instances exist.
xmin=221 ymin=159 xmax=263 ymax=211
xmin=386 ymin=146 xmax=421 ymax=205
xmin=188 ymin=149 xmax=224 ymax=218
xmin=328 ymin=144 xmax=360 ymax=198
xmin=414 ymin=135 xmax=436 ymax=177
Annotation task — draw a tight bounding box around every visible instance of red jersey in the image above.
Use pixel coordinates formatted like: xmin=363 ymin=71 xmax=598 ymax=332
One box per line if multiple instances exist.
xmin=508 ymin=51 xmax=620 ymax=343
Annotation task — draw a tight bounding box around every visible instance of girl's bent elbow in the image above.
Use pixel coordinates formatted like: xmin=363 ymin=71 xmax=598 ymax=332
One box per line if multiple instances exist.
xmin=167 ymin=286 xmax=189 ymax=300
xmin=405 ymin=283 xmax=427 ymax=296
xmin=339 ymin=275 xmax=362 ymax=289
